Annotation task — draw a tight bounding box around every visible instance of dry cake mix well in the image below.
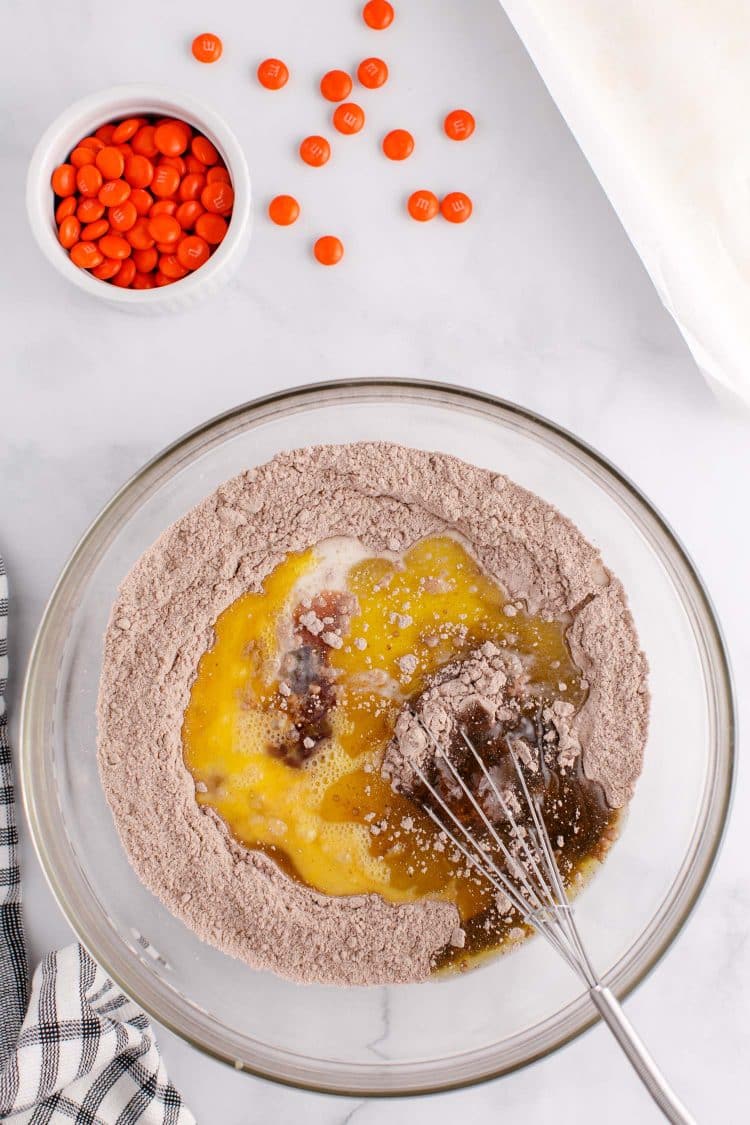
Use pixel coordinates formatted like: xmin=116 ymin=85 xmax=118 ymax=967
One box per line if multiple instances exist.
xmin=97 ymin=443 xmax=649 ymax=985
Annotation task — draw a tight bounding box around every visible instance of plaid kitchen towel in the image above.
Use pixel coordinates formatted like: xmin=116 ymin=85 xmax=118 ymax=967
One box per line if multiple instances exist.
xmin=0 ymin=558 xmax=195 ymax=1124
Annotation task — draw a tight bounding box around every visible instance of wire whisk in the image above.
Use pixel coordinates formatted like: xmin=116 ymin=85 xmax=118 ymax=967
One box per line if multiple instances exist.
xmin=408 ymin=713 xmax=696 ymax=1125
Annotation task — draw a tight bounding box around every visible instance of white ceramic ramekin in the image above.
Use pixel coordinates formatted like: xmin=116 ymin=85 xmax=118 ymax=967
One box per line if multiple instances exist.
xmin=26 ymin=84 xmax=251 ymax=313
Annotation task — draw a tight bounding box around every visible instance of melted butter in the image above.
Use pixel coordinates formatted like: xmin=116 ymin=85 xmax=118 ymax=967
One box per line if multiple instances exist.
xmin=182 ymin=536 xmax=606 ymax=966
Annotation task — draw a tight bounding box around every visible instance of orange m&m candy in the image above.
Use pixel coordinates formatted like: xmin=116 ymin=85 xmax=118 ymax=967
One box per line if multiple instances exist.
xmin=192 ymin=33 xmax=223 ymax=63
xmin=177 ymin=234 xmax=210 ymax=270
xmin=313 ymin=235 xmax=344 ymax=265
xmin=70 ymin=241 xmax=103 ymax=269
xmin=57 ymin=215 xmax=80 ymax=249
xmin=155 ymin=121 xmax=190 ymax=157
xmin=320 ymin=70 xmax=352 ymax=102
xmin=299 ymin=135 xmax=331 ymax=167
xmin=363 ymin=1 xmax=394 ymax=29
xmin=257 ymin=58 xmax=289 ymax=89
xmin=333 ymin=103 xmax=365 ymax=135
xmin=268 ymin=194 xmax=300 ymax=226
xmin=98 ymin=234 xmax=131 ymax=260
xmin=201 ymin=179 xmax=234 ymax=214
xmin=51 ymin=164 xmax=76 ymax=197
xmin=99 ymin=179 xmax=131 ymax=207
xmin=95 ymin=145 xmax=125 ymax=179
xmin=195 ymin=212 xmax=228 ymax=244
xmin=76 ymin=164 xmax=103 ymax=197
xmin=441 ymin=191 xmax=473 ymax=223
xmin=109 ymin=200 xmax=138 ymax=232
xmin=357 ymin=57 xmax=388 ymax=88
xmin=112 ymin=118 xmax=141 ymax=144
xmin=112 ymin=258 xmax=137 ymax=287
xmin=56 ymin=197 xmax=77 ymax=223
xmin=191 ymin=135 xmax=218 ymax=165
xmin=407 ymin=190 xmax=439 ymax=222
xmin=444 ymin=109 xmax=475 ymax=141
xmin=382 ymin=129 xmax=413 ymax=160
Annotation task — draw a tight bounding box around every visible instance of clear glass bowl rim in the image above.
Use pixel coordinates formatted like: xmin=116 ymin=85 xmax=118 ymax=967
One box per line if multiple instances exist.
xmin=19 ymin=378 xmax=736 ymax=1097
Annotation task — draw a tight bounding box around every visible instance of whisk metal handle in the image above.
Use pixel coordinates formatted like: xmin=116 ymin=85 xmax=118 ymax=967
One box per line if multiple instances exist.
xmin=590 ymin=986 xmax=697 ymax=1124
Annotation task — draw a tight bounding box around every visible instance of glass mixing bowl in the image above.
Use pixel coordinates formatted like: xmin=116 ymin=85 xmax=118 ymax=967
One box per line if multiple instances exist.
xmin=20 ymin=380 xmax=734 ymax=1096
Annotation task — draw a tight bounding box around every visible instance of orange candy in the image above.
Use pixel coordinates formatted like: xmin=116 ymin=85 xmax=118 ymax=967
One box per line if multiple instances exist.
xmin=206 ymin=166 xmax=231 ymax=184
xmin=155 ymin=121 xmax=190 ymax=157
xmin=177 ymin=235 xmax=210 ymax=270
xmin=444 ymin=109 xmax=475 ymax=141
xmin=108 ymin=200 xmax=138 ymax=232
xmin=159 ymin=254 xmax=189 ymax=280
xmin=192 ymin=32 xmax=223 ymax=63
xmin=92 ymin=258 xmax=121 ymax=280
xmin=313 ymin=235 xmax=344 ymax=266
xmin=333 ymin=103 xmax=365 ymax=135
xmin=382 ymin=129 xmax=414 ymax=160
xmin=76 ymin=164 xmax=103 ymax=196
xmin=126 ymin=218 xmax=156 ymax=250
xmin=70 ymin=146 xmax=96 ymax=168
xmin=95 ymin=146 xmax=125 ymax=179
xmin=70 ymin=241 xmax=103 ymax=269
xmin=55 ymin=197 xmax=77 ymax=223
xmin=148 ymin=214 xmax=181 ymax=244
xmin=195 ymin=212 xmax=228 ymax=244
xmin=201 ymin=180 xmax=234 ymax=214
xmin=132 ymin=126 xmax=158 ymax=158
xmin=51 ymin=164 xmax=76 ymax=197
xmin=112 ymin=118 xmax=141 ymax=144
xmin=320 ymin=70 xmax=352 ymax=102
xmin=57 ymin=215 xmax=80 ymax=248
xmin=440 ymin=191 xmax=473 ymax=223
xmin=81 ymin=219 xmax=109 ymax=241
xmin=112 ymin=258 xmax=137 ymax=287
xmin=300 ymin=135 xmax=331 ymax=167
xmin=363 ymin=0 xmax=394 ymax=29
xmin=357 ymin=57 xmax=388 ymax=88
xmin=99 ymin=179 xmax=131 ymax=207
xmin=257 ymin=58 xmax=289 ymax=90
xmin=179 ymin=173 xmax=206 ymax=201
xmin=77 ymin=198 xmax=105 ymax=223
xmin=268 ymin=194 xmax=300 ymax=226
xmin=175 ymin=200 xmax=204 ymax=229
xmin=133 ymin=247 xmax=158 ymax=273
xmin=191 ymin=135 xmax=218 ymax=165
xmin=124 ymin=155 xmax=154 ymax=188
xmin=407 ymin=189 xmax=439 ymax=222
xmin=130 ymin=188 xmax=153 ymax=215
xmin=55 ymin=113 xmax=232 ymax=288
xmin=98 ymin=234 xmax=131 ymax=260
xmin=151 ymin=164 xmax=181 ymax=198
xmin=150 ymin=200 xmax=177 ymax=217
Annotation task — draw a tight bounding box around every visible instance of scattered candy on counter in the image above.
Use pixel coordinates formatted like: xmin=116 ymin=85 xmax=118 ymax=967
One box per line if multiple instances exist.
xmin=362 ymin=1 xmax=394 ymax=30
xmin=268 ymin=195 xmax=300 ymax=226
xmin=320 ymin=70 xmax=353 ymax=102
xmin=357 ymin=57 xmax=388 ymax=88
xmin=382 ymin=128 xmax=415 ymax=161
xmin=333 ymin=103 xmax=365 ymax=135
xmin=314 ymin=235 xmax=344 ymax=265
xmin=441 ymin=191 xmax=473 ymax=223
xmin=192 ymin=33 xmax=223 ymax=64
xmin=257 ymin=58 xmax=290 ymax=90
xmin=51 ymin=115 xmax=233 ymax=288
xmin=444 ymin=109 xmax=476 ymax=141
xmin=407 ymin=190 xmax=440 ymax=222
xmin=299 ymin=135 xmax=331 ymax=167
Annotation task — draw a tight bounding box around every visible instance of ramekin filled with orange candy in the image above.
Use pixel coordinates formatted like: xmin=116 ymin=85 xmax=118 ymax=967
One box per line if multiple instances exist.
xmin=27 ymin=86 xmax=251 ymax=310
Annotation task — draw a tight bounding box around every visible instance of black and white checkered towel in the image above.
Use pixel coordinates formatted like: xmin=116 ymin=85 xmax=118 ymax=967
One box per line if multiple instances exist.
xmin=0 ymin=558 xmax=194 ymax=1124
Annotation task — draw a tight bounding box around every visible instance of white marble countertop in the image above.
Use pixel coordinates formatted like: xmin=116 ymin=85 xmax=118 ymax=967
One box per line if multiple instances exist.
xmin=3 ymin=0 xmax=748 ymax=1121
